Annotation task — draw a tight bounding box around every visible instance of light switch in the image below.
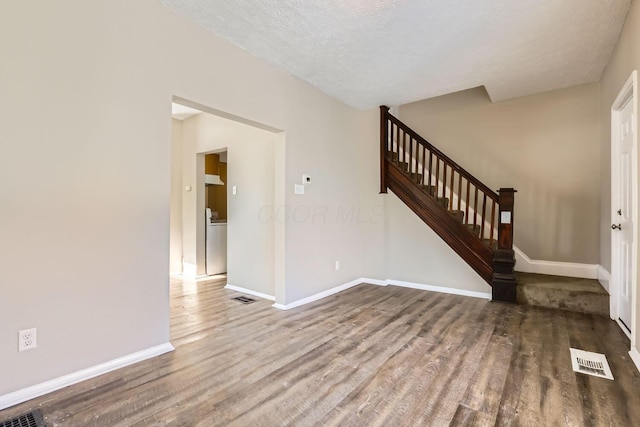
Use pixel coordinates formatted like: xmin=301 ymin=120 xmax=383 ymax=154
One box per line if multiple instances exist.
xmin=232 ymin=186 xmax=237 ymax=195
xmin=185 ymin=185 xmax=192 ymax=192
xmin=295 ymin=184 xmax=305 ymax=195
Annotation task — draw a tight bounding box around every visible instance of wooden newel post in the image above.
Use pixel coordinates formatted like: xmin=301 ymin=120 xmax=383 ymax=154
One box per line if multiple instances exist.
xmin=492 ymin=188 xmax=517 ymax=303
xmin=380 ymin=106 xmax=390 ymax=194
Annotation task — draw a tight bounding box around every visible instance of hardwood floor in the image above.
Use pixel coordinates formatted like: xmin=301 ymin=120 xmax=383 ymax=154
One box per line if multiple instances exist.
xmin=2 ymin=278 xmax=640 ymax=426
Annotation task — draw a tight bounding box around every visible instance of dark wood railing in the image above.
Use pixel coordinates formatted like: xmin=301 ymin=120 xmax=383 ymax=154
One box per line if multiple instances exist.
xmin=380 ymin=106 xmax=516 ymax=302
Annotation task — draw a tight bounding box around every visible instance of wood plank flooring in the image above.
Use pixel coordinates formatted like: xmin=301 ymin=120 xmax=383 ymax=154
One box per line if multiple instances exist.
xmin=2 ymin=278 xmax=639 ymax=426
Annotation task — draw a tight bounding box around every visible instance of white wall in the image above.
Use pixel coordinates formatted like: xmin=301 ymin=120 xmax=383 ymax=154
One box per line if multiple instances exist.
xmin=0 ymin=0 xmax=368 ymax=396
xmin=170 ymin=119 xmax=183 ymax=274
xmin=181 ymin=113 xmax=279 ymax=297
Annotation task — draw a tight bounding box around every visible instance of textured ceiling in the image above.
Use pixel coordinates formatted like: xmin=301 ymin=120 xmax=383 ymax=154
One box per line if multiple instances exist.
xmin=161 ymin=0 xmax=631 ymax=110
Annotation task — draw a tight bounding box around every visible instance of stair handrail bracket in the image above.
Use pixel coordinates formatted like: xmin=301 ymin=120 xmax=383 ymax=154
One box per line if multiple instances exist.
xmin=379 ymin=105 xmax=517 ymax=303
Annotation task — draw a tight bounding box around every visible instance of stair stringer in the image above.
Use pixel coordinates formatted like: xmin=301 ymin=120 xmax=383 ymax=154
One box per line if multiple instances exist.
xmin=386 ymin=160 xmax=494 ymax=284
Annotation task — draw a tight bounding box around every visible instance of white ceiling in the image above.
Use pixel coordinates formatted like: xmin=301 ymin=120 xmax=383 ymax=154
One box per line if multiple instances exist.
xmin=161 ymin=0 xmax=632 ymax=110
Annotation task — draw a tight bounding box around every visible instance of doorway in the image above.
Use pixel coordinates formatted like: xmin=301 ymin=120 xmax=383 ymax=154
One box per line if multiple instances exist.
xmin=611 ymin=70 xmax=638 ymax=340
xmin=204 ymin=151 xmax=228 ymax=277
xmin=168 ymin=97 xmax=286 ymax=307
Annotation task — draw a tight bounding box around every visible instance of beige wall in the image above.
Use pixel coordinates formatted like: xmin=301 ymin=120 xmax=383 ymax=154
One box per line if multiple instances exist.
xmin=399 ymin=84 xmax=601 ymax=264
xmin=4 ymin=0 xmax=618 ymax=399
xmin=0 ymin=0 xmax=369 ymax=396
xmin=170 ymin=119 xmax=183 ymax=274
xmin=181 ymin=113 xmax=279 ymax=297
xmin=386 ymin=194 xmax=491 ymax=293
xmin=599 ymin=1 xmax=640 ymax=349
xmin=360 ymin=110 xmax=388 ymax=280
xmin=180 ymin=118 xmax=205 ymax=276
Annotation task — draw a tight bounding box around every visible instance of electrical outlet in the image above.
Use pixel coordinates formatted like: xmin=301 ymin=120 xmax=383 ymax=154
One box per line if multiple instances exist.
xmin=19 ymin=328 xmax=37 ymax=352
xmin=335 ymin=261 xmax=340 ymax=271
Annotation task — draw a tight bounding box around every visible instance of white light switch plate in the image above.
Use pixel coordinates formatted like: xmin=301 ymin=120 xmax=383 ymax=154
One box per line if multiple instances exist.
xmin=500 ymin=211 xmax=511 ymax=224
xmin=295 ymin=184 xmax=305 ymax=195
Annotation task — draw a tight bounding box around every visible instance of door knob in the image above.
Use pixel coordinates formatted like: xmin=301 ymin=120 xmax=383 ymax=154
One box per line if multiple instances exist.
xmin=611 ymin=224 xmax=622 ymax=230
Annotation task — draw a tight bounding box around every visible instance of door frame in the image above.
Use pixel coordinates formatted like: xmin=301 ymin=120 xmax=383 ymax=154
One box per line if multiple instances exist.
xmin=611 ymin=70 xmax=638 ymax=344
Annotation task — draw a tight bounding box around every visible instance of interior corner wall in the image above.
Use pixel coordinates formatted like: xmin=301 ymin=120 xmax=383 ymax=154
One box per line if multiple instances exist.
xmin=280 ymin=108 xmax=368 ymax=305
xmin=170 ymin=119 xmax=184 ymax=275
xmin=0 ymin=0 xmax=367 ymax=396
xmin=359 ymin=108 xmax=387 ymax=280
xmin=599 ymin=0 xmax=640 ymax=348
xmin=399 ymin=84 xmax=602 ymax=265
xmin=357 ymin=106 xmax=488 ymax=293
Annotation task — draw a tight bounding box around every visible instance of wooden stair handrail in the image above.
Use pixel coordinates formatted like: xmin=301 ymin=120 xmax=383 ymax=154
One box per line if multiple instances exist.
xmin=379 ymin=105 xmax=517 ymax=303
xmin=382 ymin=107 xmax=498 ymax=202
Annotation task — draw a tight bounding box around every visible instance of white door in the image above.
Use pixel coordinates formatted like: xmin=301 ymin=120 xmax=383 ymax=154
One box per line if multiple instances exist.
xmin=614 ymin=98 xmax=634 ymax=333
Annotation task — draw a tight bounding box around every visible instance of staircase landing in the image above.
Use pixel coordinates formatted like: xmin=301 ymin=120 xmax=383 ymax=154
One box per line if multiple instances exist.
xmin=516 ymin=272 xmax=609 ymax=317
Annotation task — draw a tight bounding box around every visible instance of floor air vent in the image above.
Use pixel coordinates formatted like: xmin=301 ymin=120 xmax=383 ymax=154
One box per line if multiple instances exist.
xmin=570 ymin=348 xmax=614 ymax=380
xmin=0 ymin=409 xmax=45 ymax=427
xmin=232 ymin=296 xmax=256 ymax=304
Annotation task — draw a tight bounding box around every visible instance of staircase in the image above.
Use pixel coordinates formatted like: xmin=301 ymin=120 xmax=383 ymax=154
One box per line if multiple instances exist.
xmin=379 ymin=106 xmax=517 ymax=302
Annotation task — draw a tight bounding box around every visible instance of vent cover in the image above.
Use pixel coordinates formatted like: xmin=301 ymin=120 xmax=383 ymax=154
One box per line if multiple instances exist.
xmin=232 ymin=296 xmax=256 ymax=304
xmin=570 ymin=348 xmax=614 ymax=380
xmin=0 ymin=409 xmax=45 ymax=427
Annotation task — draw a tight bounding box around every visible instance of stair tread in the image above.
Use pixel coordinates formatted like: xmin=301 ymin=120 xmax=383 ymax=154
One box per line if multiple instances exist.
xmin=515 ymin=272 xmax=609 ymax=316
xmin=482 ymin=239 xmax=498 ymax=249
xmin=515 ymin=272 xmax=607 ymax=294
xmin=465 ymin=224 xmax=481 ymax=236
xmin=448 ymin=210 xmax=463 ymax=222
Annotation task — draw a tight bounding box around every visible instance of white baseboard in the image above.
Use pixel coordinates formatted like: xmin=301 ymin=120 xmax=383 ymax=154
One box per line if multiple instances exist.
xmin=385 ymin=279 xmax=491 ymax=300
xmin=514 ymin=246 xmax=599 ymax=279
xmin=272 ymin=278 xmax=365 ymax=310
xmin=225 ymin=284 xmax=275 ymax=301
xmin=273 ymin=277 xmax=490 ymax=311
xmin=598 ymin=266 xmax=611 ymax=293
xmin=359 ymin=278 xmax=388 ymax=287
xmin=0 ymin=342 xmax=174 ymax=411
xmin=630 ymin=347 xmax=640 ymax=373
